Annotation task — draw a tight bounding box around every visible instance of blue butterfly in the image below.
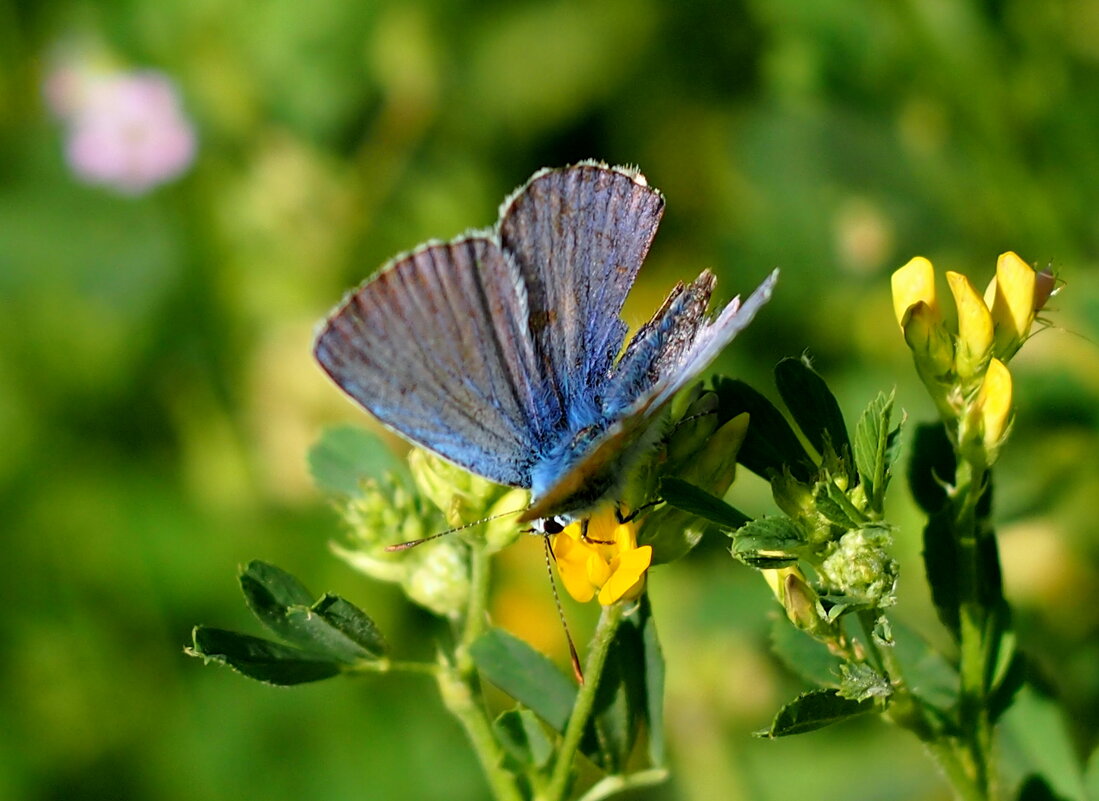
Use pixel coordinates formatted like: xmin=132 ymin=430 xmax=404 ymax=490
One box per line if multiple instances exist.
xmin=315 ymin=162 xmax=777 ymax=525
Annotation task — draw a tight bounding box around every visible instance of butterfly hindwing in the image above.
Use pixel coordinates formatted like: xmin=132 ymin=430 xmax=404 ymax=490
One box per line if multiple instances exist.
xmin=315 ymin=237 xmax=546 ymax=488
xmin=522 ymin=268 xmax=779 ymax=520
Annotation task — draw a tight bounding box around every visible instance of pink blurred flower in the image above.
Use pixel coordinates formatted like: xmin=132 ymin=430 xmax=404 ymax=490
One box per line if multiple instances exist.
xmin=47 ymin=63 xmax=196 ymax=195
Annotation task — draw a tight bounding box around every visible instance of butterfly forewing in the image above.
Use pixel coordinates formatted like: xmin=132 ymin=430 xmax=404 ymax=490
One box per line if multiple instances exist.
xmin=500 ymin=164 xmax=665 ymax=406
xmin=315 ymin=237 xmax=546 ymax=488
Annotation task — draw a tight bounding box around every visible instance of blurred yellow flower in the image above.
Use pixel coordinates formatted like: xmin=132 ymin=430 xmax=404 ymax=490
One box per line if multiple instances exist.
xmin=552 ymin=508 xmax=652 ymax=605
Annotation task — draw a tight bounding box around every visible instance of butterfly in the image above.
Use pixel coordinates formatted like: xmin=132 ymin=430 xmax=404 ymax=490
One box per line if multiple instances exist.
xmin=314 ymin=162 xmax=777 ymax=528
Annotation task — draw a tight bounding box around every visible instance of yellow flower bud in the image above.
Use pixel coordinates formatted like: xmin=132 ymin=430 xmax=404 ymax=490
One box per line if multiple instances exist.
xmin=891 ymin=256 xmax=939 ymax=328
xmin=782 ymin=570 xmax=823 ymax=631
xmin=976 ymin=357 xmax=1013 ymax=455
xmin=946 ymin=271 xmax=993 ymax=380
xmin=901 ymin=301 xmax=954 ymax=380
xmin=989 ymin=251 xmax=1038 ymax=360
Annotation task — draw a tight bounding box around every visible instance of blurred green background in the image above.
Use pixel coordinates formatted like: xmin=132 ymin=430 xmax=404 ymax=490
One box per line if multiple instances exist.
xmin=2 ymin=1 xmax=1098 ymax=799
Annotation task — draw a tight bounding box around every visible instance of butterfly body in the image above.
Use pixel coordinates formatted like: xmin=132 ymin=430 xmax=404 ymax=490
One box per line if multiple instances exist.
xmin=315 ymin=162 xmax=777 ymax=523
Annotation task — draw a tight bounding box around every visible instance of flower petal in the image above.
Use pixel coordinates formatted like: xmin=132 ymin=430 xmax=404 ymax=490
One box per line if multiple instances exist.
xmin=976 ymin=357 xmax=1013 ymax=452
xmin=891 ymin=256 xmax=938 ymax=328
xmin=598 ymin=546 xmax=652 ymax=605
xmin=553 ymin=534 xmax=598 ymax=603
xmin=946 ymin=271 xmax=993 ymax=379
xmin=991 ymin=251 xmax=1037 ymax=358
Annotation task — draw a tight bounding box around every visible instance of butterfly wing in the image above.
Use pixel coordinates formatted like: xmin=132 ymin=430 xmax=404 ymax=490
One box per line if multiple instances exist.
xmin=315 ymin=236 xmax=546 ymax=488
xmin=499 ymin=163 xmax=665 ymax=410
xmin=521 ymin=268 xmax=778 ymax=520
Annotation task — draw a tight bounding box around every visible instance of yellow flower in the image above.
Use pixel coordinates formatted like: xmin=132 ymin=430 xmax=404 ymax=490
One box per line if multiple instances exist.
xmin=946 ymin=270 xmax=993 ymax=380
xmin=891 ymin=256 xmax=939 ymax=328
xmin=986 ymin=251 xmax=1040 ymax=360
xmin=552 ymin=508 xmax=652 ymax=605
xmin=975 ymin=357 xmax=1013 ymax=454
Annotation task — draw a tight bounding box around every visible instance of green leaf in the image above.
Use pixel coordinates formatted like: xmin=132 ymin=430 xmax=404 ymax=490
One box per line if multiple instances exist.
xmin=731 ymin=516 xmax=805 ymax=568
xmin=241 ymin=560 xmax=314 ymax=619
xmin=988 ymin=631 xmax=1025 ymax=723
xmin=470 ymin=628 xmax=577 ymax=735
xmin=494 ymin=709 xmax=553 ymax=770
xmin=636 ymin=505 xmax=708 ymax=565
xmin=1083 ymin=745 xmax=1099 ymax=801
xmin=588 ymin=594 xmax=665 ymax=772
xmin=1002 ymin=685 xmax=1087 ymax=801
xmin=187 ymin=627 xmax=342 ymax=686
xmin=812 ymin=479 xmax=866 ymax=528
xmin=640 ymin=595 xmax=666 ymax=768
xmin=769 ymin=617 xmax=842 ymax=688
xmin=659 ymin=477 xmax=750 ymax=529
xmin=773 ymin=357 xmax=852 ymax=476
xmin=922 ymin=509 xmax=960 ymax=639
xmin=754 ymin=689 xmax=875 ymax=738
xmin=853 ymin=390 xmax=900 ymax=513
xmin=1017 ymin=776 xmax=1073 ymax=801
xmin=889 ymin=621 xmax=957 ymax=710
xmin=306 ymin=593 xmax=388 ymax=659
xmin=837 ymin=663 xmax=891 ymax=702
xmin=907 ymin=423 xmax=954 ymax=514
xmin=308 ymin=424 xmax=403 ymax=497
xmin=712 ymin=377 xmax=814 ymax=482
xmin=240 ymin=562 xmax=386 ymax=663
xmin=591 ymin=618 xmax=642 ymax=772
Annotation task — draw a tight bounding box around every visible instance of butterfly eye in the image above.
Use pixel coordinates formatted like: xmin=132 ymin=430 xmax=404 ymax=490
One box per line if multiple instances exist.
xmin=539 ymin=516 xmax=568 ymax=535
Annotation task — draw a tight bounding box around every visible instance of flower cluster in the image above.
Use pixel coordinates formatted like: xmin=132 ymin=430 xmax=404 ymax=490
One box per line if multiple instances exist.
xmin=45 ymin=52 xmax=196 ymax=195
xmin=552 ymin=508 xmax=653 ymax=605
xmin=891 ymin=252 xmax=1053 ymax=466
xmin=333 ymin=449 xmax=524 ymax=618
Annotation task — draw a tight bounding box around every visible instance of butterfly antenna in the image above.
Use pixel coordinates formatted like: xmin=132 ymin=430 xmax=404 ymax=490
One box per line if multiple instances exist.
xmin=543 ymin=535 xmax=584 ymax=684
xmin=385 ymin=508 xmax=525 ymax=552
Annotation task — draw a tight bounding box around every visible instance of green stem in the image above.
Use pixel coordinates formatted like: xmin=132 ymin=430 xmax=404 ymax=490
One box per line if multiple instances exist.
xmin=953 ymin=457 xmax=994 ymax=799
xmin=438 ymin=544 xmax=523 ymax=801
xmin=542 ymin=602 xmax=627 ymax=801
